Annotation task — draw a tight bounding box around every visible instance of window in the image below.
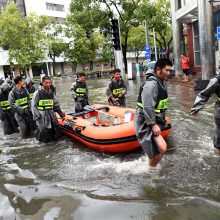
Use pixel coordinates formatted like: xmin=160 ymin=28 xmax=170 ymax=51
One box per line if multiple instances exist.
xmin=46 ymin=3 xmax=64 ymax=12
xmin=0 ymin=0 xmax=26 ymax=15
xmin=177 ymin=0 xmax=181 ymax=9
xmin=193 ymin=21 xmax=201 ymax=66
xmin=55 ymin=17 xmax=65 ymax=24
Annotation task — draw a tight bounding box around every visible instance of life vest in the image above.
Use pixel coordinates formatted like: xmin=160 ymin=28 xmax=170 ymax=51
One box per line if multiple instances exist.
xmin=110 ymin=78 xmax=126 ymax=97
xmin=37 ymin=89 xmax=54 ymax=111
xmin=13 ymin=88 xmax=29 ymax=109
xmin=0 ymin=93 xmax=11 ymax=111
xmin=137 ymin=74 xmax=168 ymax=113
xmin=75 ymin=81 xmax=88 ymax=97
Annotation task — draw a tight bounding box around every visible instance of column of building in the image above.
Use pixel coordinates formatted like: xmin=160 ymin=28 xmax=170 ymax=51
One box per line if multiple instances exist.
xmin=198 ymin=0 xmax=215 ymax=79
xmin=170 ymin=0 xmax=184 ymax=76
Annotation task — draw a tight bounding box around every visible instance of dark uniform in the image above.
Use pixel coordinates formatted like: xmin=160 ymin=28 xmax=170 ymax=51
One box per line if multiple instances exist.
xmin=106 ymin=77 xmax=127 ymax=107
xmin=25 ymin=78 xmax=36 ymax=100
xmin=32 ymin=87 xmax=65 ymax=143
xmin=8 ymin=87 xmax=33 ymax=138
xmin=134 ymin=73 xmax=168 ymax=158
xmin=25 ymin=78 xmax=36 ymax=130
xmin=71 ymin=79 xmax=89 ymax=113
xmin=0 ymin=83 xmax=18 ymax=135
xmin=191 ymin=76 xmax=220 ymax=149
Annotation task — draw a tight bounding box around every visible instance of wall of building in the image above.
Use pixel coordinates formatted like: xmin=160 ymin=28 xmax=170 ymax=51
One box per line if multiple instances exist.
xmin=187 ymin=24 xmax=201 ymax=74
xmin=24 ymin=0 xmax=71 ymax=18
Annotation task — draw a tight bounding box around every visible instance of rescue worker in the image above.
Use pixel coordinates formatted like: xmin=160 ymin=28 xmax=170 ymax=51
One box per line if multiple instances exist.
xmin=191 ymin=75 xmax=220 ymax=155
xmin=71 ymin=73 xmax=89 ymax=113
xmin=25 ymin=77 xmax=35 ymax=100
xmin=134 ymin=59 xmax=173 ymax=167
xmin=39 ymin=75 xmax=56 ymax=95
xmin=8 ymin=76 xmax=32 ymax=138
xmin=25 ymin=77 xmax=37 ymax=130
xmin=5 ymin=78 xmax=13 ymax=88
xmin=32 ymin=76 xmax=65 ymax=143
xmin=106 ymin=68 xmax=127 ymax=107
xmin=0 ymin=83 xmax=18 ymax=135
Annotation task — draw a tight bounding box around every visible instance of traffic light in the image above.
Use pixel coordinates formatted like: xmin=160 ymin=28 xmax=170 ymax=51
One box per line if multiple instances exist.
xmin=111 ymin=19 xmax=121 ymax=50
xmin=86 ymin=31 xmax=91 ymax=39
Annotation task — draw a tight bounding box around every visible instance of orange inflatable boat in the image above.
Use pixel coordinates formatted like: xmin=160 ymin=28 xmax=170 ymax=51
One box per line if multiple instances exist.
xmin=57 ymin=105 xmax=171 ymax=153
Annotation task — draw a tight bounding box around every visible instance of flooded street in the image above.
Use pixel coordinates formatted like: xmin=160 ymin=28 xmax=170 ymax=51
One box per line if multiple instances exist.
xmin=1 ymin=76 xmax=220 ymax=220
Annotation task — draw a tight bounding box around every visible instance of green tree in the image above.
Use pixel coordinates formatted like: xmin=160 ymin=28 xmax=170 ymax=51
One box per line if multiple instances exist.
xmin=47 ymin=23 xmax=69 ymax=75
xmin=67 ymin=0 xmax=172 ymax=72
xmin=138 ymin=0 xmax=172 ymax=56
xmin=0 ymin=3 xmax=50 ymax=75
xmin=127 ymin=26 xmax=146 ymax=63
xmin=65 ymin=25 xmax=96 ymax=72
xmin=100 ymin=43 xmax=114 ymax=64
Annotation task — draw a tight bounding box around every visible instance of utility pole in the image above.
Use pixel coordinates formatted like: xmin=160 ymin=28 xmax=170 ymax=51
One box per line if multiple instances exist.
xmin=153 ymin=28 xmax=158 ymax=61
xmin=145 ymin=20 xmax=149 ymax=46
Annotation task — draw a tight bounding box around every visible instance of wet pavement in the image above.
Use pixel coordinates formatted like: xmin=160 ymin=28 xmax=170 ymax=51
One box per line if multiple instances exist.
xmin=0 ymin=76 xmax=220 ymax=220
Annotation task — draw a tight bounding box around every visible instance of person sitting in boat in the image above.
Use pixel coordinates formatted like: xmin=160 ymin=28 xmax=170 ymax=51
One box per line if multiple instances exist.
xmin=71 ymin=73 xmax=89 ymax=113
xmin=191 ymin=74 xmax=220 ymax=155
xmin=134 ymin=59 xmax=173 ymax=167
xmin=106 ymin=68 xmax=127 ymax=107
xmin=31 ymin=76 xmax=65 ymax=143
xmin=0 ymin=82 xmax=18 ymax=135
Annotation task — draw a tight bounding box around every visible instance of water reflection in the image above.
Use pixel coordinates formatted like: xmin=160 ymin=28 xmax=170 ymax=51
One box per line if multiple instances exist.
xmin=0 ymin=76 xmax=220 ymax=219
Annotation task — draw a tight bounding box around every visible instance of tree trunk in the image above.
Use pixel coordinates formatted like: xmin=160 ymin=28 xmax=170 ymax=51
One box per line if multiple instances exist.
xmin=52 ymin=61 xmax=56 ymax=76
xmin=49 ymin=52 xmax=56 ymax=76
xmin=136 ymin=54 xmax=139 ymax=63
xmin=90 ymin=61 xmax=94 ymax=71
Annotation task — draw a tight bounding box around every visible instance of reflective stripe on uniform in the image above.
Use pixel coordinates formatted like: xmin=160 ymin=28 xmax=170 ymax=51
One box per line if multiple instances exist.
xmin=75 ymin=87 xmax=87 ymax=97
xmin=137 ymin=98 xmax=168 ymax=113
xmin=15 ymin=97 xmax=28 ymax=109
xmin=137 ymin=102 xmax=143 ymax=108
xmin=37 ymin=99 xmax=54 ymax=110
xmin=155 ymin=98 xmax=168 ymax=113
xmin=29 ymin=93 xmax=34 ymax=99
xmin=0 ymin=100 xmax=11 ymax=111
xmin=112 ymin=88 xmax=124 ymax=95
xmin=76 ymin=88 xmax=87 ymax=93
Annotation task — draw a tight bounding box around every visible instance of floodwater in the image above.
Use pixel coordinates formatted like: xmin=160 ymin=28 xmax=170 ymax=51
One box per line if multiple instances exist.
xmin=1 ymin=76 xmax=220 ymax=220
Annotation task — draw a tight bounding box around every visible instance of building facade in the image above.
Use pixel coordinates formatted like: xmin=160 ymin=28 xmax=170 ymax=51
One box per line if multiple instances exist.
xmin=171 ymin=0 xmax=220 ymax=79
xmin=0 ymin=0 xmax=72 ymax=78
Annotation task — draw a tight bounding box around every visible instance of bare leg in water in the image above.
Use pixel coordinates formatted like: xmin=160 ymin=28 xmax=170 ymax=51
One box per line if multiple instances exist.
xmin=149 ymin=135 xmax=167 ymax=167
